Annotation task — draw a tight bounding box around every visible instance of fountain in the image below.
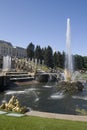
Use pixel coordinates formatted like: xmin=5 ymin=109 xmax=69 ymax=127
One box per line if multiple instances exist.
xmin=0 ymin=18 xmax=85 ymax=115
xmin=65 ymin=18 xmax=73 ymax=81
xmin=58 ymin=18 xmax=84 ymax=94
xmin=0 ymin=55 xmax=11 ymax=90
xmin=3 ymin=55 xmax=11 ymax=71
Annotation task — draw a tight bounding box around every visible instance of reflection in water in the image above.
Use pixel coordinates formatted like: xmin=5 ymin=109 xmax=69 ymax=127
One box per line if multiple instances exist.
xmin=72 ymin=96 xmax=87 ymax=100
xmin=0 ymin=82 xmax=87 ymax=115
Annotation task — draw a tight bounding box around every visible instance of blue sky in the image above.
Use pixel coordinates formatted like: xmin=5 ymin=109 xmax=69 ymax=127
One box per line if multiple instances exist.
xmin=0 ymin=0 xmax=87 ymax=56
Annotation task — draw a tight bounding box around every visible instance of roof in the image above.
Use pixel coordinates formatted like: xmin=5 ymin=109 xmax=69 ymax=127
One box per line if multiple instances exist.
xmin=0 ymin=40 xmax=13 ymax=46
xmin=16 ymin=46 xmax=26 ymax=50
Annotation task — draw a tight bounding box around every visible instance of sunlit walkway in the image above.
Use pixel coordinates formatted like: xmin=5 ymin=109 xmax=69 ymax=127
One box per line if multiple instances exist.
xmin=26 ymin=110 xmax=87 ymax=122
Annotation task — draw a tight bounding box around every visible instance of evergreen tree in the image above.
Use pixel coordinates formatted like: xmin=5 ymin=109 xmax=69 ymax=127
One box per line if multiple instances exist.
xmin=74 ymin=55 xmax=84 ymax=70
xmin=41 ymin=47 xmax=46 ymax=63
xmin=27 ymin=42 xmax=35 ymax=60
xmin=34 ymin=45 xmax=42 ymax=62
xmin=53 ymin=51 xmax=58 ymax=68
xmin=61 ymin=51 xmax=65 ymax=68
xmin=57 ymin=51 xmax=62 ymax=68
xmin=44 ymin=46 xmax=54 ymax=68
xmin=83 ymin=56 xmax=87 ymax=69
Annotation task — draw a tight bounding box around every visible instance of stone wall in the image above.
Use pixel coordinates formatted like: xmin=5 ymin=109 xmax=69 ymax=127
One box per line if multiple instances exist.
xmin=0 ymin=76 xmax=10 ymax=91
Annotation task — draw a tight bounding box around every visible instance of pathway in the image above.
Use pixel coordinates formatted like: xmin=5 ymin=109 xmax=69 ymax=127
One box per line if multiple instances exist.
xmin=26 ymin=110 xmax=87 ymax=122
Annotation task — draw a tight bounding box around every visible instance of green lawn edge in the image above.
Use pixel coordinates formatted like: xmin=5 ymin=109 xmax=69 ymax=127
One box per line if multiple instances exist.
xmin=0 ymin=115 xmax=87 ymax=130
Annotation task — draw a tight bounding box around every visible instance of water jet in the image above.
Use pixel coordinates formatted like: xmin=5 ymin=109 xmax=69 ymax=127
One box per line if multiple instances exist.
xmin=65 ymin=18 xmax=73 ymax=81
xmin=3 ymin=55 xmax=11 ymax=71
xmin=58 ymin=18 xmax=84 ymax=94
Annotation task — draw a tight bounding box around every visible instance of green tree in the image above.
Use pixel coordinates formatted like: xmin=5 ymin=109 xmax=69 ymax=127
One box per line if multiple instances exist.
xmin=53 ymin=51 xmax=58 ymax=68
xmin=41 ymin=47 xmax=46 ymax=61
xmin=53 ymin=51 xmax=65 ymax=69
xmin=74 ymin=55 xmax=84 ymax=70
xmin=61 ymin=51 xmax=65 ymax=68
xmin=27 ymin=42 xmax=35 ymax=60
xmin=83 ymin=56 xmax=87 ymax=69
xmin=34 ymin=45 xmax=42 ymax=62
xmin=44 ymin=46 xmax=54 ymax=68
xmin=57 ymin=51 xmax=63 ymax=68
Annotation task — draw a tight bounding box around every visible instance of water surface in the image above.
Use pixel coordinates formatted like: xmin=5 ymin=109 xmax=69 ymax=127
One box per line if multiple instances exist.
xmin=0 ymin=82 xmax=87 ymax=115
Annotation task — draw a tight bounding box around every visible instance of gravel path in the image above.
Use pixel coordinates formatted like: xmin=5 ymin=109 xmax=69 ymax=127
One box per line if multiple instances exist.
xmin=26 ymin=110 xmax=87 ymax=122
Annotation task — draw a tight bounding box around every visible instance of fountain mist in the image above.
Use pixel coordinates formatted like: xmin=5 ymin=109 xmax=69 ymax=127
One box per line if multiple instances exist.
xmin=65 ymin=18 xmax=73 ymax=81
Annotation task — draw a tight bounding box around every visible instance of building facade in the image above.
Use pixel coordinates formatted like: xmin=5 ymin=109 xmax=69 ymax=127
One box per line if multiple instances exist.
xmin=0 ymin=40 xmax=27 ymax=58
xmin=0 ymin=40 xmax=13 ymax=57
xmin=12 ymin=46 xmax=27 ymax=58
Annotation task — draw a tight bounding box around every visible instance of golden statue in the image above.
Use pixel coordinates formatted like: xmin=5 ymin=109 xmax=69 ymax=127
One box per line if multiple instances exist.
xmin=0 ymin=96 xmax=27 ymax=113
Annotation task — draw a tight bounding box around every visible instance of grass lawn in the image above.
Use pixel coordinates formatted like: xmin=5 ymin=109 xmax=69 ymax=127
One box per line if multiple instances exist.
xmin=0 ymin=115 xmax=87 ymax=130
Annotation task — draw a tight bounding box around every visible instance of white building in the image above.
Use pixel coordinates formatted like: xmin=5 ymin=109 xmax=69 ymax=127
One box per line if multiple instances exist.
xmin=0 ymin=40 xmax=13 ymax=57
xmin=12 ymin=46 xmax=27 ymax=58
xmin=0 ymin=40 xmax=27 ymax=58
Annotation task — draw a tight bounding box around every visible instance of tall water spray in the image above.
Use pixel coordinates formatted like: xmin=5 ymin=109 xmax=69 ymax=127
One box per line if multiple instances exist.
xmin=65 ymin=18 xmax=73 ymax=81
xmin=3 ymin=55 xmax=11 ymax=71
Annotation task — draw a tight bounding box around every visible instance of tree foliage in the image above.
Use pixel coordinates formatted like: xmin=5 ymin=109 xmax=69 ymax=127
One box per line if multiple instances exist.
xmin=26 ymin=42 xmax=87 ymax=70
xmin=44 ymin=46 xmax=54 ymax=68
xmin=34 ymin=45 xmax=42 ymax=62
xmin=27 ymin=42 xmax=35 ymax=60
xmin=74 ymin=55 xmax=85 ymax=70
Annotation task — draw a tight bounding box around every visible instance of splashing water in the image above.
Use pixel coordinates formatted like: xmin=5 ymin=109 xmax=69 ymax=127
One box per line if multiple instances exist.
xmin=3 ymin=55 xmax=11 ymax=71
